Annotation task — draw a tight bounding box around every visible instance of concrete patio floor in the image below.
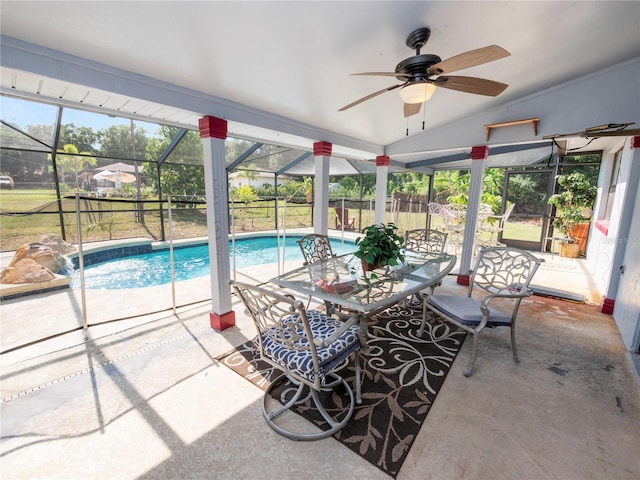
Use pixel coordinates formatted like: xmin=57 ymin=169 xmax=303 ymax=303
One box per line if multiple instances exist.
xmin=1 ymin=249 xmax=639 ymax=479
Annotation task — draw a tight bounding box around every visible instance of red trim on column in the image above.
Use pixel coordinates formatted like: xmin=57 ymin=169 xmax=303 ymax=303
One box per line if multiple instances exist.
xmin=198 ymin=116 xmax=227 ymax=139
xmin=594 ymin=220 xmax=610 ymax=236
xmin=313 ymin=141 xmax=332 ymax=156
xmin=600 ymin=296 xmax=615 ymax=315
xmin=630 ymin=136 xmax=640 ymax=149
xmin=376 ymin=155 xmax=390 ymax=166
xmin=456 ymin=274 xmax=470 ymax=286
xmin=210 ymin=310 xmax=236 ymax=330
xmin=470 ymin=146 xmax=489 ymax=160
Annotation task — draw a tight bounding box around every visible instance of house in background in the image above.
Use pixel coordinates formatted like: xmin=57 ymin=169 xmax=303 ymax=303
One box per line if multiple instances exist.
xmin=228 ymin=171 xmax=295 ymax=190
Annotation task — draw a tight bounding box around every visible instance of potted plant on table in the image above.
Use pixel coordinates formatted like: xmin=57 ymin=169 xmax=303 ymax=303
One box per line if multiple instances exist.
xmin=547 ymin=171 xmax=597 ymax=258
xmin=354 ymin=222 xmax=405 ymax=272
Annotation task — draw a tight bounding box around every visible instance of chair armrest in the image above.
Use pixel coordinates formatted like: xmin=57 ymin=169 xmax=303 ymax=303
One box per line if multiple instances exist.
xmin=313 ymin=312 xmax=362 ymax=348
xmin=480 ymin=290 xmax=532 ymax=312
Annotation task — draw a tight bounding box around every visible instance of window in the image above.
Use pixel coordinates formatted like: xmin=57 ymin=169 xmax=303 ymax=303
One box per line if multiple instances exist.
xmin=604 ymin=149 xmax=622 ymax=221
xmin=595 ymin=148 xmax=622 ymax=235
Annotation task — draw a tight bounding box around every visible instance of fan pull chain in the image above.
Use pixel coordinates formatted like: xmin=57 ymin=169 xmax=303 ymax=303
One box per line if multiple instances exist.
xmin=406 ymin=117 xmax=409 ymax=136
xmin=422 ymin=101 xmax=427 ymax=130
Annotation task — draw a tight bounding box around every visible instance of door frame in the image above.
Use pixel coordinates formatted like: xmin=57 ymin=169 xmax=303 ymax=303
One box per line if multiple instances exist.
xmin=500 ymin=168 xmax=556 ymax=251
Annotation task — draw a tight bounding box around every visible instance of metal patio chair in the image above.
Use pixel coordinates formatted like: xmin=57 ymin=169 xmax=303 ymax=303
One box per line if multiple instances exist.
xmin=230 ymin=280 xmax=362 ymax=441
xmin=404 ymin=228 xmax=448 ymax=255
xmin=403 ymin=228 xmax=449 ymax=303
xmin=422 ymin=247 xmax=543 ymax=377
xmin=297 ymin=233 xmax=335 ymax=266
xmin=476 ymin=202 xmax=515 ymax=249
xmin=296 ymin=234 xmax=337 ymax=310
xmin=440 ymin=203 xmax=467 ymax=254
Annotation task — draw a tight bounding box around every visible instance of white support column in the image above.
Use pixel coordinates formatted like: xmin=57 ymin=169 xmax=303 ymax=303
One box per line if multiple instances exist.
xmin=199 ymin=116 xmax=235 ymax=330
xmin=458 ymin=146 xmax=488 ymax=285
xmin=313 ymin=141 xmax=331 ymax=234
xmin=374 ymin=155 xmax=390 ymax=225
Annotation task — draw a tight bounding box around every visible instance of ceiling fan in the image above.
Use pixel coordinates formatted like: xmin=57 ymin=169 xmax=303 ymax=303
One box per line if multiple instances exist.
xmin=338 ymin=27 xmax=511 ymax=118
xmin=543 ymin=123 xmax=640 ymax=140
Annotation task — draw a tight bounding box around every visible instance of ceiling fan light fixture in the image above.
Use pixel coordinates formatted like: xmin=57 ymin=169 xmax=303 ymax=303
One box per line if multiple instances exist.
xmin=399 ymin=82 xmax=436 ymax=104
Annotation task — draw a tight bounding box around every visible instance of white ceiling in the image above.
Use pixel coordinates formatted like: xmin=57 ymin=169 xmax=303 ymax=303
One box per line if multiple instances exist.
xmin=1 ymin=1 xmax=639 ymax=164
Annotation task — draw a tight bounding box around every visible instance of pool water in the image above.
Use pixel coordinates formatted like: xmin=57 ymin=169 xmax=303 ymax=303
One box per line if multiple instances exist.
xmin=72 ymin=236 xmax=355 ymax=290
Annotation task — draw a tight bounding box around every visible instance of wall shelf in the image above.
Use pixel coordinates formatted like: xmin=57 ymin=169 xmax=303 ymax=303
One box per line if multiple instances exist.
xmin=484 ymin=117 xmax=540 ymax=141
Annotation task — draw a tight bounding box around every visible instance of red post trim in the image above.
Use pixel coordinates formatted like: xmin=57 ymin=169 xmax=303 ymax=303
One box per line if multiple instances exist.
xmin=210 ymin=310 xmax=236 ymax=330
xmin=594 ymin=220 xmax=610 ymax=236
xmin=313 ymin=141 xmax=332 ymax=156
xmin=456 ymin=274 xmax=470 ymax=286
xmin=631 ymin=137 xmax=640 ymax=149
xmin=376 ymin=155 xmax=390 ymax=167
xmin=471 ymin=146 xmax=489 ymax=160
xmin=600 ymin=297 xmax=615 ymax=315
xmin=199 ymin=116 xmax=227 ymax=139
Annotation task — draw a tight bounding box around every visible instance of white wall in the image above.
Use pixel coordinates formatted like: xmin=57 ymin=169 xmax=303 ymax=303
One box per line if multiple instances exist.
xmin=586 ymin=137 xmax=640 ymax=351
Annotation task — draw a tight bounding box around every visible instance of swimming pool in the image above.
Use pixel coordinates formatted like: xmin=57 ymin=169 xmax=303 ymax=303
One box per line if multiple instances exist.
xmin=71 ymin=235 xmax=355 ymax=290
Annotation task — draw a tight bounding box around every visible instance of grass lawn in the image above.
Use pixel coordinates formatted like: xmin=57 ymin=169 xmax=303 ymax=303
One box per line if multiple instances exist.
xmin=1 ymin=190 xmax=543 ymax=252
xmin=0 ymin=189 xmax=59 ymax=211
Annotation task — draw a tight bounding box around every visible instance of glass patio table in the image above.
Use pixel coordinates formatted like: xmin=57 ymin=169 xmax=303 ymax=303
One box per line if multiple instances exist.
xmin=270 ymin=252 xmax=456 ymax=350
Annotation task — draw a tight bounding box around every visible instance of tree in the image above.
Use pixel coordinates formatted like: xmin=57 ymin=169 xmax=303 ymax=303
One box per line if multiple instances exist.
xmin=144 ymin=126 xmax=204 ymax=199
xmin=98 ymin=123 xmax=149 ymax=162
xmin=54 ymin=143 xmax=97 ymax=190
xmin=230 ymin=184 xmax=258 ymax=203
xmin=434 ymin=168 xmax=505 ymax=212
xmin=58 ymin=124 xmax=99 ymax=154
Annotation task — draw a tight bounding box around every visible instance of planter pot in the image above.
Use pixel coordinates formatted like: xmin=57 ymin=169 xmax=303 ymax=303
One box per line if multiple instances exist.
xmin=361 ymin=259 xmax=380 ymax=272
xmin=569 ymin=222 xmax=590 ymax=253
xmin=559 ymin=241 xmax=580 ymax=258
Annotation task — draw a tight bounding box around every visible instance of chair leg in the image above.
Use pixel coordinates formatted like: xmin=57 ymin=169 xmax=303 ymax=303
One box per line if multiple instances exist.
xmin=262 ymin=372 xmax=356 ymax=441
xmin=510 ymin=325 xmax=520 ymax=363
xmin=418 ymin=300 xmax=429 ymax=337
xmin=354 ymin=352 xmax=362 ymax=405
xmin=464 ymin=330 xmax=480 ymax=377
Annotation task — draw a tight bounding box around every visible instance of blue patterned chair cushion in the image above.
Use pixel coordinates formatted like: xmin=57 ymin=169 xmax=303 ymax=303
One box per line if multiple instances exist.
xmin=259 ymin=310 xmax=360 ymax=383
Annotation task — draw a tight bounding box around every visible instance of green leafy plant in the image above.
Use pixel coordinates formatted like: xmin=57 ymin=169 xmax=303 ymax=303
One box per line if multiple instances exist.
xmin=547 ymin=172 xmax=597 ymax=238
xmin=303 ymin=176 xmax=313 ymax=203
xmin=354 ymin=222 xmax=405 ymax=269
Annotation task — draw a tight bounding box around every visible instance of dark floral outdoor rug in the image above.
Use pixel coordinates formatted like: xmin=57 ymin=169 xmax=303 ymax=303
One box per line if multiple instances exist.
xmin=216 ymin=302 xmax=466 ymax=478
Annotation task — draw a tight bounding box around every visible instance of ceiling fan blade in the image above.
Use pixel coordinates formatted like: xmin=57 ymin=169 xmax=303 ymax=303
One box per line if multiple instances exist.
xmin=351 ymin=72 xmax=411 ymax=78
xmin=338 ymin=83 xmax=403 ymax=111
xmin=437 ymin=75 xmax=508 ymax=96
xmin=427 ymin=45 xmax=510 ymax=75
xmin=403 ymin=103 xmax=422 ymax=118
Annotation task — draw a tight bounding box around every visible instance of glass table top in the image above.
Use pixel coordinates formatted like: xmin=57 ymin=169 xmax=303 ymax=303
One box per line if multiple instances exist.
xmin=271 ymin=252 xmax=456 ymax=314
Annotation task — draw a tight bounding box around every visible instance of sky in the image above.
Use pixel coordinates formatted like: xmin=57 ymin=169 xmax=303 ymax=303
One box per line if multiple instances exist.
xmin=1 ymin=96 xmax=159 ymax=134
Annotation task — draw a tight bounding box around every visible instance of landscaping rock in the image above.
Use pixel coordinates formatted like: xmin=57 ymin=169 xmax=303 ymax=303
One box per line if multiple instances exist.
xmin=40 ymin=234 xmax=76 ymax=255
xmin=8 ymin=243 xmax=67 ymax=274
xmin=1 ymin=258 xmax=56 ymax=284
